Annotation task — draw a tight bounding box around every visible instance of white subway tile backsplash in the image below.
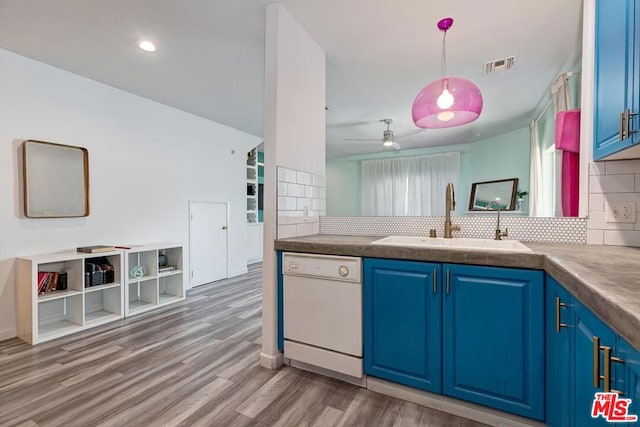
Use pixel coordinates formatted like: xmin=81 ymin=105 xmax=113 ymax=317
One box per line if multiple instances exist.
xmin=586 ymin=229 xmax=604 ymax=245
xmin=277 ymin=167 xmax=286 ymax=181
xmin=319 ymin=187 xmax=326 ymax=199
xmin=606 ymin=159 xmax=640 ymax=175
xmin=590 ymin=174 xmax=636 ymax=193
xmin=296 ymin=198 xmax=310 ymax=211
xmin=587 ymin=211 xmax=635 ymax=231
xmin=587 ymin=160 xmax=640 ymax=247
xmin=296 ymin=223 xmax=314 ymax=236
xmin=604 ymin=230 xmax=640 ymax=246
xmin=311 ymin=198 xmax=325 ymax=210
xmin=312 ymin=174 xmax=326 ymax=187
xmin=589 ymin=194 xmax=604 ymax=212
xmin=276 ymin=166 xmax=325 ymax=237
xmin=590 ymin=162 xmax=607 ymax=176
xmin=288 ymin=183 xmax=305 ymax=197
xmin=296 ymin=171 xmax=311 ymax=185
xmin=277 ymin=196 xmax=297 ymax=211
xmin=277 ymin=182 xmax=288 ymax=196
xmin=278 ymin=224 xmax=297 ymax=239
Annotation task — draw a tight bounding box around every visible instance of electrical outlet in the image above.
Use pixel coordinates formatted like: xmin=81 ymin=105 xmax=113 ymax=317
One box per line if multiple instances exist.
xmin=605 ymin=201 xmax=636 ymax=223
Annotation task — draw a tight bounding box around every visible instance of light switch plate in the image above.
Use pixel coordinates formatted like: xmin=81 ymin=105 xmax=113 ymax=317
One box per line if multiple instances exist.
xmin=605 ymin=201 xmax=636 ymax=223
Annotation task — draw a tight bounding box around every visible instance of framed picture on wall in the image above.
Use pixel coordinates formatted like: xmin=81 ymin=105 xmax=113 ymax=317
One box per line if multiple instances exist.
xmin=22 ymin=140 xmax=90 ymax=218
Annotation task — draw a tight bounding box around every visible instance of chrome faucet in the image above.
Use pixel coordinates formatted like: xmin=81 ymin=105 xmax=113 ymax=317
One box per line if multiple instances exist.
xmin=487 ymin=200 xmax=508 ymax=240
xmin=444 ymin=182 xmax=461 ymax=238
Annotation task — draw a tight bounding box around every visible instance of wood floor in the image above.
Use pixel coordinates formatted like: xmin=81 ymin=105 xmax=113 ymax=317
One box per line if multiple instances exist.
xmin=0 ymin=263 xmax=487 ymax=427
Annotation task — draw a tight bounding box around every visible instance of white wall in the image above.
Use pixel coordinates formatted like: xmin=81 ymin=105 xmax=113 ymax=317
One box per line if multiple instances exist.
xmin=0 ymin=48 xmax=261 ymax=340
xmin=587 ymin=159 xmax=640 ymax=246
xmin=261 ymin=3 xmax=326 ymax=368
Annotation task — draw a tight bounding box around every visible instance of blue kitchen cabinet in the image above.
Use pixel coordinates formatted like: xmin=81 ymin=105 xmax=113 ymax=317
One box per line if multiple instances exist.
xmin=571 ymin=298 xmax=619 ymax=426
xmin=594 ymin=0 xmax=640 ymax=160
xmin=545 ymin=275 xmax=572 ymax=427
xmin=442 ymin=264 xmax=544 ymax=421
xmin=618 ymin=338 xmax=640 ymax=425
xmin=363 ymin=258 xmax=442 ymax=393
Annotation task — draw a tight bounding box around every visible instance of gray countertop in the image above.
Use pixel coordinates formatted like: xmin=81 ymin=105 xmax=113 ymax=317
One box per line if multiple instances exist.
xmin=275 ymin=234 xmax=640 ymax=352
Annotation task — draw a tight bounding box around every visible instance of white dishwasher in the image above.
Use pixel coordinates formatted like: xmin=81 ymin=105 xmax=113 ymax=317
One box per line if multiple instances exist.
xmin=282 ymin=252 xmax=363 ymax=378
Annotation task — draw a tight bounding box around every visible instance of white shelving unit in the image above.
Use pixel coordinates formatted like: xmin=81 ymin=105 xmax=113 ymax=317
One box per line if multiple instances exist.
xmin=247 ymin=148 xmax=258 ymax=223
xmin=16 ymin=250 xmax=124 ymax=345
xmin=124 ymin=243 xmax=185 ymax=317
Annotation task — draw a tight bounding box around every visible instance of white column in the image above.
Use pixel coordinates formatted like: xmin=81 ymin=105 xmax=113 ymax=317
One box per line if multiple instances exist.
xmin=261 ymin=4 xmax=326 ymax=369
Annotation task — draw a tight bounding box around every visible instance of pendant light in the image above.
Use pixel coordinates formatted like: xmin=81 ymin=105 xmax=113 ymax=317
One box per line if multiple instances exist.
xmin=412 ymin=17 xmax=483 ymax=129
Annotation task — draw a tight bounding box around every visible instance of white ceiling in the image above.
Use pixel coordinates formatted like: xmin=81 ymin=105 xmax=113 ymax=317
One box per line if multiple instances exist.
xmin=0 ymin=0 xmax=583 ymax=159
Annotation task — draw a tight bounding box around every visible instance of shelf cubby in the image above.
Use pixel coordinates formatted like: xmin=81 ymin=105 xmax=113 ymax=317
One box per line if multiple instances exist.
xmin=85 ymin=286 xmax=122 ymax=326
xmin=159 ymin=273 xmax=184 ymax=305
xmin=38 ymin=294 xmax=83 ymax=341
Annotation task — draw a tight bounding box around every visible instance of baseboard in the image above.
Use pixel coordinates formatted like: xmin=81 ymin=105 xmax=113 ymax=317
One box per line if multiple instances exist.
xmin=228 ymin=267 xmax=248 ymax=278
xmin=366 ymin=377 xmax=544 ymax=427
xmin=289 ymin=359 xmax=367 ymax=387
xmin=0 ymin=327 xmax=17 ymax=342
xmin=259 ymin=351 xmax=284 ymax=369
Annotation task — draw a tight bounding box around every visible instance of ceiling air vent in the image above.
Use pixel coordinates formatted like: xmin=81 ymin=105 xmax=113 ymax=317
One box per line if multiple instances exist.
xmin=483 ymin=56 xmax=516 ymax=74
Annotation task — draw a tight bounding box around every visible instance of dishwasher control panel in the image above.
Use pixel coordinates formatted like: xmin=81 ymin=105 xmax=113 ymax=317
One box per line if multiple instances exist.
xmin=282 ymin=252 xmax=362 ymax=282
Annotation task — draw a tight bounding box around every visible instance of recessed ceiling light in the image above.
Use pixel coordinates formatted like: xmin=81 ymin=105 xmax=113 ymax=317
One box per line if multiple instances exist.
xmin=138 ymin=40 xmax=156 ymax=52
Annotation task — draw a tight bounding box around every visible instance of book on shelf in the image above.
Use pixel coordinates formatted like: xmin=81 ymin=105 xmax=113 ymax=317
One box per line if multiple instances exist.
xmin=77 ymin=245 xmax=116 ymax=254
xmin=158 ymin=266 xmax=177 ymax=274
xmin=38 ymin=271 xmax=61 ymax=294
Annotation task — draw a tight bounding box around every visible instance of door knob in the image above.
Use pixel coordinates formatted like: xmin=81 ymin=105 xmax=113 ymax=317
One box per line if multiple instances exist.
xmin=222 ymin=225 xmax=228 ymax=230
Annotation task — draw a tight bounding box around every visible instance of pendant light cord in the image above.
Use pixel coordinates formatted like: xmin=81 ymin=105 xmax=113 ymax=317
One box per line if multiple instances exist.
xmin=441 ymin=31 xmax=447 ymax=77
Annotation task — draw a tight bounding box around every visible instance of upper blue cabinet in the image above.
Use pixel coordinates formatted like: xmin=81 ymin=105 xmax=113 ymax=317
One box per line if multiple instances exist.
xmin=594 ymin=0 xmax=640 ymax=160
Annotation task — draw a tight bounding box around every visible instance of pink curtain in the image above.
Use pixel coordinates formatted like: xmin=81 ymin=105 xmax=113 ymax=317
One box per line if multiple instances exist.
xmin=555 ymin=109 xmax=580 ymax=217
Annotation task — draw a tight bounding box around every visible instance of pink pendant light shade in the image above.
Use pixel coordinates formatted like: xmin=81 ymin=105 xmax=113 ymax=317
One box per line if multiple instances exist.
xmin=412 ymin=17 xmax=483 ymax=129
xmin=412 ymin=77 xmax=483 ymax=128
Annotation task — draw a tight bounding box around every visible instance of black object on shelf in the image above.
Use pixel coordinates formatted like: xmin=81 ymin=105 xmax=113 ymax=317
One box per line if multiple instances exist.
xmin=85 ymin=257 xmax=115 ymax=288
xmin=58 ymin=272 xmax=68 ymax=290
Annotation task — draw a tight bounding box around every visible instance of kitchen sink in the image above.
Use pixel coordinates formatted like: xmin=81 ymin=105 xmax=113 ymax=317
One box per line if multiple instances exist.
xmin=372 ymin=236 xmax=532 ymax=252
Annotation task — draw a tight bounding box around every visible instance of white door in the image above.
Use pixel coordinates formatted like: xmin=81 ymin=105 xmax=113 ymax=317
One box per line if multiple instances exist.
xmin=189 ymin=201 xmax=228 ymax=287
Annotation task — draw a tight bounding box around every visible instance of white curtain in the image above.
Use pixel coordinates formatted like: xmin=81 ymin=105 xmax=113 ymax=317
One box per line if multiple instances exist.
xmin=529 ymin=120 xmax=543 ymax=216
xmin=551 ymin=73 xmax=571 ymax=217
xmin=529 ymin=72 xmax=575 ymax=217
xmin=361 ymin=152 xmax=460 ymax=216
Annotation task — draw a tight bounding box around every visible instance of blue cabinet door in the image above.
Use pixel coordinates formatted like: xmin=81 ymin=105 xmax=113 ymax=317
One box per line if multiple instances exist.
xmin=442 ymin=264 xmax=544 ymax=421
xmin=571 ymin=300 xmax=619 ymax=426
xmin=364 ymin=258 xmax=442 ymax=393
xmin=617 ymin=338 xmax=640 ymax=425
xmin=545 ymin=275 xmax=571 ymax=427
xmin=545 ymin=275 xmax=572 ymax=427
xmin=594 ymin=0 xmax=638 ymax=160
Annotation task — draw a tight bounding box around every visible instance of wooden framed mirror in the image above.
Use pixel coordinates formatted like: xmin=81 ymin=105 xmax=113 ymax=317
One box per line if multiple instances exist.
xmin=468 ymin=178 xmax=518 ymax=211
xmin=22 ymin=140 xmax=89 ymax=218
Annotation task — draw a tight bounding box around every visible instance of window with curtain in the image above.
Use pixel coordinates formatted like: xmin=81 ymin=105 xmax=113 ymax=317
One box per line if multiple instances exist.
xmin=361 ymin=152 xmax=460 ymax=216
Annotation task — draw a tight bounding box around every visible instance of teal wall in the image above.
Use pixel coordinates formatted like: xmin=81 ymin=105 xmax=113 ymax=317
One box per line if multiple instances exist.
xmin=326 ymin=127 xmax=530 ymax=216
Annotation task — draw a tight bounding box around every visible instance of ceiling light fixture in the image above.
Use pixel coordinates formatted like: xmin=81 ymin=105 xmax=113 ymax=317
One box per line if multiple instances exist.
xmin=412 ymin=17 xmax=483 ymax=129
xmin=138 ymin=40 xmax=156 ymax=52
